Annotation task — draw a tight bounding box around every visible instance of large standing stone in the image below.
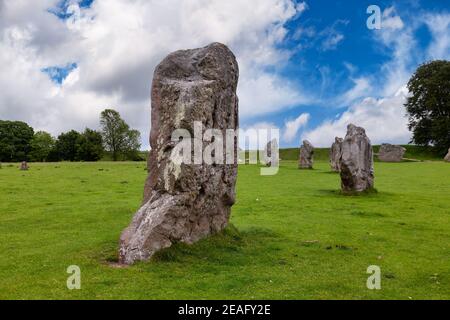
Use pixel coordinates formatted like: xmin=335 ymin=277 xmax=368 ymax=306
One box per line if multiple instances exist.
xmin=378 ymin=144 xmax=406 ymax=162
xmin=444 ymin=148 xmax=450 ymax=162
xmin=330 ymin=137 xmax=343 ymax=172
xmin=340 ymin=124 xmax=374 ymax=193
xmin=119 ymin=43 xmax=239 ymax=264
xmin=298 ymin=140 xmax=314 ymax=169
xmin=20 ymin=161 xmax=28 ymax=171
xmin=264 ymin=139 xmax=279 ymax=167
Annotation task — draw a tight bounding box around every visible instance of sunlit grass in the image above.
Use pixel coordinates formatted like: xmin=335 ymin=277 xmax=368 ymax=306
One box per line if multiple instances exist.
xmin=0 ymin=160 xmax=449 ymax=299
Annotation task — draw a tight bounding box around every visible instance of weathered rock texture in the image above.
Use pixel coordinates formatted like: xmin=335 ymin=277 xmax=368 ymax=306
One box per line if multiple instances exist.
xmin=20 ymin=161 xmax=28 ymax=171
xmin=298 ymin=140 xmax=314 ymax=169
xmin=264 ymin=139 xmax=279 ymax=167
xmin=119 ymin=43 xmax=239 ymax=264
xmin=378 ymin=144 xmax=406 ymax=162
xmin=330 ymin=137 xmax=343 ymax=172
xmin=444 ymin=148 xmax=450 ymax=162
xmin=339 ymin=124 xmax=374 ymax=193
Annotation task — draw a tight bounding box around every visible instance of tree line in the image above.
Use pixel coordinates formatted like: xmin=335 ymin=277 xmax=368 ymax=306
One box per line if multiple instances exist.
xmin=0 ymin=109 xmax=143 ymax=162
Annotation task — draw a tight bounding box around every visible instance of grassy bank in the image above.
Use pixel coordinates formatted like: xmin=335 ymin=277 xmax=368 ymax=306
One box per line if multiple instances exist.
xmin=280 ymin=145 xmax=443 ymax=162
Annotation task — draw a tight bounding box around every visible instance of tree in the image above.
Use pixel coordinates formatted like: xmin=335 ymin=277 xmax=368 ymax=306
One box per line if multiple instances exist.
xmin=405 ymin=60 xmax=450 ymax=155
xmin=100 ymin=109 xmax=141 ymax=161
xmin=0 ymin=120 xmax=34 ymax=162
xmin=30 ymin=131 xmax=55 ymax=162
xmin=55 ymin=130 xmax=81 ymax=161
xmin=123 ymin=129 xmax=142 ymax=161
xmin=76 ymin=128 xmax=104 ymax=161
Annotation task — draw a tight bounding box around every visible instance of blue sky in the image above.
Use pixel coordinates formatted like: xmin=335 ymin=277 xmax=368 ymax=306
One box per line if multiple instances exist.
xmin=239 ymin=0 xmax=450 ymax=146
xmin=1 ymin=0 xmax=449 ymax=149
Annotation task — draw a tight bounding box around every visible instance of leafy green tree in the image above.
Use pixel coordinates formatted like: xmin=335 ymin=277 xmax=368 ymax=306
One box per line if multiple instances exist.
xmin=405 ymin=60 xmax=450 ymax=155
xmin=55 ymin=130 xmax=81 ymax=161
xmin=29 ymin=131 xmax=55 ymax=162
xmin=100 ymin=109 xmax=141 ymax=161
xmin=76 ymin=128 xmax=104 ymax=161
xmin=0 ymin=120 xmax=34 ymax=162
xmin=123 ymin=129 xmax=142 ymax=161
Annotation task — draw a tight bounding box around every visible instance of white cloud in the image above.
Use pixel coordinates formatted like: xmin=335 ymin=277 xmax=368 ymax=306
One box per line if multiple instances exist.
xmin=239 ymin=121 xmax=279 ymax=150
xmin=375 ymin=8 xmax=415 ymax=97
xmin=0 ymin=0 xmax=308 ymax=149
xmin=382 ymin=6 xmax=404 ymax=30
xmin=296 ymin=1 xmax=308 ymax=14
xmin=282 ymin=113 xmax=310 ymax=142
xmin=424 ymin=13 xmax=450 ymax=60
xmin=238 ymin=71 xmax=310 ymax=118
xmin=303 ymin=87 xmax=411 ymax=147
xmin=338 ymin=77 xmax=372 ymax=106
xmin=322 ymin=33 xmax=344 ymax=51
xmin=320 ymin=19 xmax=348 ymax=51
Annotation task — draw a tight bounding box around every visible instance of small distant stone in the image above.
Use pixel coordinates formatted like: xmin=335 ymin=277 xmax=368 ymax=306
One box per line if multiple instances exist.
xmin=20 ymin=161 xmax=29 ymax=171
xmin=330 ymin=137 xmax=343 ymax=172
xmin=298 ymin=140 xmax=314 ymax=169
xmin=264 ymin=139 xmax=279 ymax=167
xmin=444 ymin=148 xmax=450 ymax=162
xmin=378 ymin=143 xmax=406 ymax=162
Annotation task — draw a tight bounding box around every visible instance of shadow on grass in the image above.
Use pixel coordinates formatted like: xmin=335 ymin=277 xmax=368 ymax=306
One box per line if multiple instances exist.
xmin=317 ymin=188 xmax=381 ymax=198
xmin=320 ymin=171 xmax=340 ymax=175
xmin=97 ymin=224 xmax=282 ymax=268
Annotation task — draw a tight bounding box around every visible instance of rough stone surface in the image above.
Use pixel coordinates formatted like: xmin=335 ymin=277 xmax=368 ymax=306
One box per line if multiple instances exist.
xmin=264 ymin=139 xmax=279 ymax=167
xmin=119 ymin=43 xmax=239 ymax=264
xmin=378 ymin=144 xmax=406 ymax=162
xmin=444 ymin=148 xmax=450 ymax=162
xmin=339 ymin=124 xmax=374 ymax=193
xmin=330 ymin=137 xmax=343 ymax=172
xmin=20 ymin=161 xmax=28 ymax=171
xmin=298 ymin=140 xmax=314 ymax=169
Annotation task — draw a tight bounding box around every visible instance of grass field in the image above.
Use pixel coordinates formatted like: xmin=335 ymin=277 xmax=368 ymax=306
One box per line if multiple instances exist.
xmin=0 ymin=159 xmax=449 ymax=299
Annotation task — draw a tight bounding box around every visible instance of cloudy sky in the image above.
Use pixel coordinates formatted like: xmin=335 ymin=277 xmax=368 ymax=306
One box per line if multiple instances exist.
xmin=0 ymin=0 xmax=449 ymax=149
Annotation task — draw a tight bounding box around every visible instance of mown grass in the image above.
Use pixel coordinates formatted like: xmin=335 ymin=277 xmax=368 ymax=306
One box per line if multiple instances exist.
xmin=0 ymin=160 xmax=449 ymax=300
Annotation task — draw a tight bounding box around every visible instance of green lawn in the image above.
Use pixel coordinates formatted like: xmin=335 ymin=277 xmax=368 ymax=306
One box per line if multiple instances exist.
xmin=0 ymin=160 xmax=449 ymax=299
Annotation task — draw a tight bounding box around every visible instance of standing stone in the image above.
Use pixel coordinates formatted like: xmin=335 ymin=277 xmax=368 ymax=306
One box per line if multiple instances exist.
xmin=20 ymin=161 xmax=29 ymax=171
xmin=444 ymin=148 xmax=450 ymax=162
xmin=119 ymin=43 xmax=239 ymax=264
xmin=298 ymin=140 xmax=314 ymax=169
xmin=340 ymin=124 xmax=374 ymax=193
xmin=264 ymin=139 xmax=279 ymax=167
xmin=330 ymin=137 xmax=343 ymax=172
xmin=378 ymin=144 xmax=406 ymax=162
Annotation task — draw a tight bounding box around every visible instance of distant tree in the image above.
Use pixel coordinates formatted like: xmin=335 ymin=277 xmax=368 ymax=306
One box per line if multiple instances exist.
xmin=76 ymin=128 xmax=104 ymax=161
xmin=123 ymin=129 xmax=142 ymax=161
xmin=29 ymin=131 xmax=55 ymax=162
xmin=405 ymin=60 xmax=450 ymax=155
xmin=100 ymin=109 xmax=141 ymax=161
xmin=0 ymin=120 xmax=34 ymax=162
xmin=55 ymin=130 xmax=81 ymax=161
